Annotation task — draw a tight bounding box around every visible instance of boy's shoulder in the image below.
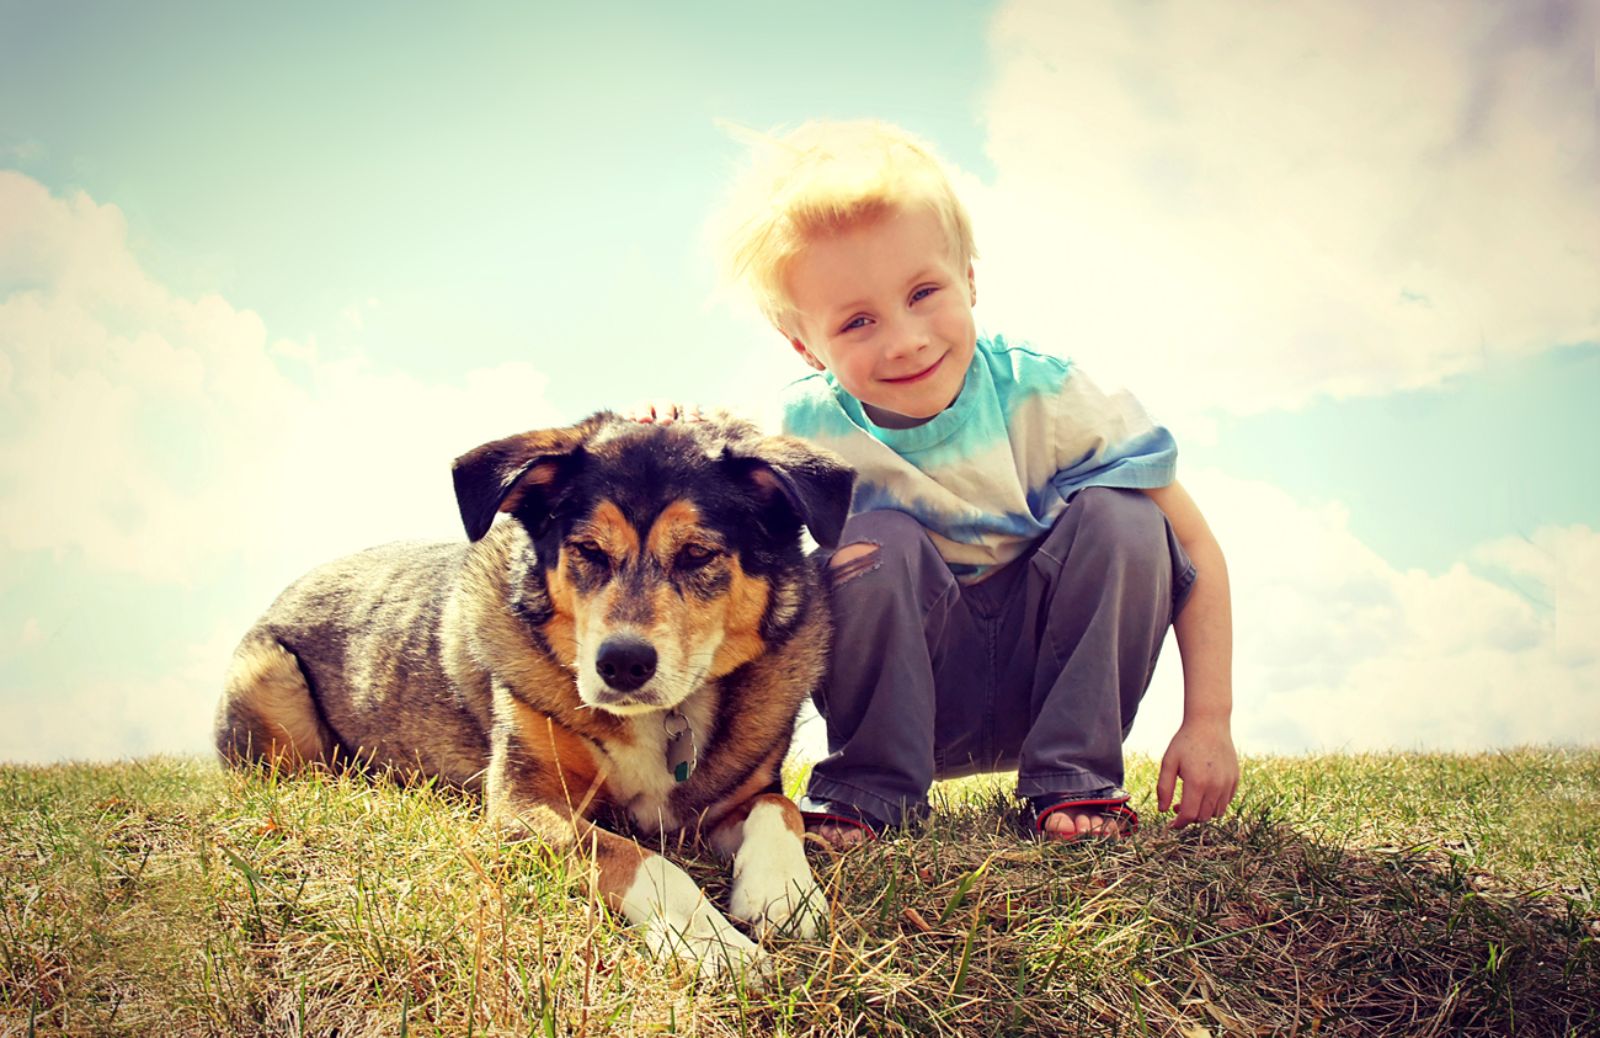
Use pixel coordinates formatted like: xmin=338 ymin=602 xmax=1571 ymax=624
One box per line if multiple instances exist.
xmin=780 ymin=371 xmax=857 ymax=439
xmin=979 ymin=334 xmax=1163 ymax=448
xmin=977 ymin=333 xmax=1078 ymax=400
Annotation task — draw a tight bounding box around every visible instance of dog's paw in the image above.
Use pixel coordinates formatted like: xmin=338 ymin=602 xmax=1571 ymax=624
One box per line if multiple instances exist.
xmin=729 ymin=834 xmax=827 ymax=940
xmin=621 ymin=854 xmax=772 ymax=986
xmin=730 ymin=865 xmax=827 ymax=940
xmin=643 ymin=907 xmax=771 ymax=986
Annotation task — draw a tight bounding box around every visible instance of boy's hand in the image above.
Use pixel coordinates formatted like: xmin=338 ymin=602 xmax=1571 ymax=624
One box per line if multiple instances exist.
xmin=625 ymin=400 xmax=706 ymax=425
xmin=1157 ymin=721 xmax=1239 ymax=829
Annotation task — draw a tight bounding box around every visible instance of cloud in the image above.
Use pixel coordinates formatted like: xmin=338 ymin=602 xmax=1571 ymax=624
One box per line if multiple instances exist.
xmin=0 ymin=624 xmax=237 ymax=765
xmin=0 ymin=171 xmax=573 ymax=763
xmin=0 ymin=171 xmax=560 ymax=584
xmin=967 ymin=0 xmax=1599 ymax=425
xmin=1127 ymin=471 xmax=1599 ymax=755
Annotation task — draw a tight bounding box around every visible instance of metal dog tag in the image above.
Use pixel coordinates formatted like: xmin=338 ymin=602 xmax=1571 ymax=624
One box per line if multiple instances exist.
xmin=664 ymin=710 xmax=697 ymax=783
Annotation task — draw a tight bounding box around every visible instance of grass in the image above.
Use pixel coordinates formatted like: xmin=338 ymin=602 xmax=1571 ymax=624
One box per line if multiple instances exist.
xmin=0 ymin=748 xmax=1596 ymax=1036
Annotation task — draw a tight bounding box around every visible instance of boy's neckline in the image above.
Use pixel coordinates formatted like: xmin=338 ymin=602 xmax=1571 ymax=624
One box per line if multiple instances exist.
xmin=861 ymin=401 xmax=933 ymax=429
xmin=831 ymin=347 xmax=985 ymax=453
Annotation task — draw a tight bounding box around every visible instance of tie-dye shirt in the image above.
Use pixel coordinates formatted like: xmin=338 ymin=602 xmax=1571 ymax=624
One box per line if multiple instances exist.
xmin=782 ymin=334 xmax=1178 ymax=584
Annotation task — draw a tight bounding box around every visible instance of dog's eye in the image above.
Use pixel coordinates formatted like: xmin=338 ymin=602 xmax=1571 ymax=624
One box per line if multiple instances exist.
xmin=569 ymin=540 xmax=610 ymax=565
xmin=675 ymin=544 xmax=719 ymax=570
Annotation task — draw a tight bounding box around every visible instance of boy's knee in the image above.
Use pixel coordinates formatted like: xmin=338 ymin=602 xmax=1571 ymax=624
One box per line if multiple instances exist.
xmin=827 ymin=510 xmax=933 ymax=587
xmin=827 ymin=542 xmax=881 ymax=586
xmin=1069 ymin=487 xmax=1168 ymax=557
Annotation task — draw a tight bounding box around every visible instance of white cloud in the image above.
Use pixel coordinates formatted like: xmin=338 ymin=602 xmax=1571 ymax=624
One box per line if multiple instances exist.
xmin=0 ymin=624 xmax=237 ymax=764
xmin=0 ymin=171 xmax=560 ymax=584
xmin=967 ymin=0 xmax=1599 ymax=425
xmin=0 ymin=171 xmax=572 ymax=763
xmin=1127 ymin=472 xmax=1600 ymax=755
xmin=1471 ymin=525 xmax=1600 ymax=668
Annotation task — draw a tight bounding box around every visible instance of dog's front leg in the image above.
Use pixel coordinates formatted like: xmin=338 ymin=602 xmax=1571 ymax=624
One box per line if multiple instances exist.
xmin=485 ymin=717 xmax=766 ymax=981
xmin=495 ymin=799 xmax=767 ymax=980
xmin=606 ymin=838 xmax=770 ymax=981
xmin=708 ymin=792 xmax=826 ymax=940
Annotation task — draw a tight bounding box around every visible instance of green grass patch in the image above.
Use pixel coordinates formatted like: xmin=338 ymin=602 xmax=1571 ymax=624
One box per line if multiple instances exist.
xmin=1 ymin=748 xmax=1595 ymax=1036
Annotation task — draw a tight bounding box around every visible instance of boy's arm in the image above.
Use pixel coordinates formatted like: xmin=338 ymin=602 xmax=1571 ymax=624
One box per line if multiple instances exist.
xmin=1141 ymin=480 xmax=1239 ymax=828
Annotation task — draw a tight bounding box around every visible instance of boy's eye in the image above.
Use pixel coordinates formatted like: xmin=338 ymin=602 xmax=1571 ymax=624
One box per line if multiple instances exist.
xmin=911 ymin=285 xmax=938 ymax=303
xmin=839 ymin=315 xmax=871 ymax=333
xmin=674 ymin=544 xmax=720 ymax=570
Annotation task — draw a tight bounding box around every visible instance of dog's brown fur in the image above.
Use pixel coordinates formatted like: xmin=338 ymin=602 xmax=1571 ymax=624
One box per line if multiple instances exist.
xmin=215 ymin=414 xmax=854 ymax=974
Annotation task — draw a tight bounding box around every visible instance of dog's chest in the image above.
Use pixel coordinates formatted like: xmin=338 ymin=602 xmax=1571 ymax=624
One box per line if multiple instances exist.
xmin=600 ymin=695 xmax=717 ymax=834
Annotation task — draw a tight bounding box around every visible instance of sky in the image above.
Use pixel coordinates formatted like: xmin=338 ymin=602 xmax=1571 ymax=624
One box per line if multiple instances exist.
xmin=1 ymin=0 xmax=1596 ymax=765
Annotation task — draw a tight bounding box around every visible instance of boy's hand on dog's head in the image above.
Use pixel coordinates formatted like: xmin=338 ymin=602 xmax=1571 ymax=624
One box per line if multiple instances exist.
xmin=626 ymin=400 xmax=708 ymax=425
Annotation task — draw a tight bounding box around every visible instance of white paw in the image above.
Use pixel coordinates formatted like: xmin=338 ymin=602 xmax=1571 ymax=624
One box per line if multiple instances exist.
xmin=643 ymin=904 xmax=771 ymax=984
xmin=730 ymin=861 xmax=826 ymax=940
xmin=728 ymin=802 xmax=828 ymax=939
xmin=620 ymin=855 xmax=771 ymax=985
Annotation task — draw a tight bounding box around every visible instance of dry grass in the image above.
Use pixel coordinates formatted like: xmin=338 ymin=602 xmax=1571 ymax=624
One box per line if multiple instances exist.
xmin=1 ymin=748 xmax=1595 ymax=1036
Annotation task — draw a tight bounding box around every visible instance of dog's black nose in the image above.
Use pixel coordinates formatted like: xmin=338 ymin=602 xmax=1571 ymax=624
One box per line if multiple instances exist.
xmin=596 ymin=637 xmax=657 ymax=691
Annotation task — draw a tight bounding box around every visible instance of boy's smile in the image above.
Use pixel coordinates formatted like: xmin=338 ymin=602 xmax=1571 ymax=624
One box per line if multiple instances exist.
xmin=880 ymin=352 xmax=946 ymax=384
xmin=783 ymin=206 xmax=977 ymax=429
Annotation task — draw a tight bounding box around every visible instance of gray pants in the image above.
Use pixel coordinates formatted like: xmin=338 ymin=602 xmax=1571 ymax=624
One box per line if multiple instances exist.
xmin=804 ymin=487 xmax=1196 ymax=827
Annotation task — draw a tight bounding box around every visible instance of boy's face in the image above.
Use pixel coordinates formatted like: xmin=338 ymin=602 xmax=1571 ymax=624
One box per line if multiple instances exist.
xmin=784 ymin=206 xmax=976 ymax=428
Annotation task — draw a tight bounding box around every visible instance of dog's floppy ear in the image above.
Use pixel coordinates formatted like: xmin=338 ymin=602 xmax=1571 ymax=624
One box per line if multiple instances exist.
xmin=452 ymin=414 xmax=611 ymax=542
xmin=724 ymin=435 xmax=856 ymax=549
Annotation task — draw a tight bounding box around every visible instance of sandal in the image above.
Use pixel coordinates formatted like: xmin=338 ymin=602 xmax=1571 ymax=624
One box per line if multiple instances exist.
xmin=798 ymin=797 xmax=888 ymax=846
xmin=1023 ymin=787 xmax=1139 ymax=842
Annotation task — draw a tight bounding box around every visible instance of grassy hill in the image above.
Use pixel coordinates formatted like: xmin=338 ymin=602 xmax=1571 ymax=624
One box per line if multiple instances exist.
xmin=1 ymin=749 xmax=1595 ymax=1036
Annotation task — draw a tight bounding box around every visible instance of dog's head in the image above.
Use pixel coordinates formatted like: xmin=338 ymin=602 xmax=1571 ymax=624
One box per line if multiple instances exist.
xmin=452 ymin=413 xmax=854 ymax=715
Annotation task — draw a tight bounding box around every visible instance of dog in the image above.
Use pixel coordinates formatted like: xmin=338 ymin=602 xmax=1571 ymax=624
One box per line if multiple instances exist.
xmin=214 ymin=413 xmax=854 ymax=977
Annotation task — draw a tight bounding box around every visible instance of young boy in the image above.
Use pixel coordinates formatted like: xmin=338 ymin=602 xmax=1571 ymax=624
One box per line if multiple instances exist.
xmin=664 ymin=119 xmax=1238 ymax=846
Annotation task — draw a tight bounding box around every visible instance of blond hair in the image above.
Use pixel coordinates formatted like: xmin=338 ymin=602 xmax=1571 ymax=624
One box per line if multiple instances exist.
xmin=712 ymin=119 xmax=977 ymax=334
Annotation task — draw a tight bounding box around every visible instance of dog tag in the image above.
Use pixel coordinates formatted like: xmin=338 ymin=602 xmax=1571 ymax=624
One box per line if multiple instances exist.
xmin=664 ymin=710 xmax=696 ymax=783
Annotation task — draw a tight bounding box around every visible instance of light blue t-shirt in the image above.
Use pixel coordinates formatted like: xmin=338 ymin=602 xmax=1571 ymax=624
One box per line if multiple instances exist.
xmin=782 ymin=334 xmax=1177 ymax=583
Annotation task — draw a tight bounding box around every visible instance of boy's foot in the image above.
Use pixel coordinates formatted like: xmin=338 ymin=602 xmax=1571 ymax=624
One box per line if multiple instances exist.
xmin=799 ymin=798 xmax=887 ymax=851
xmin=1024 ymin=789 xmax=1139 ymax=843
xmin=1040 ymin=809 xmax=1128 ymax=839
xmin=807 ymin=821 xmax=873 ymax=850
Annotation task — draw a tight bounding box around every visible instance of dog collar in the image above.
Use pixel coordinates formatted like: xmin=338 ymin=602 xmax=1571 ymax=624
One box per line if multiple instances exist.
xmin=664 ymin=709 xmax=697 ymax=783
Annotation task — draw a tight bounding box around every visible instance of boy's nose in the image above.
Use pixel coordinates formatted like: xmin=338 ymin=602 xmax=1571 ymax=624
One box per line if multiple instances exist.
xmin=883 ymin=318 xmax=930 ymax=359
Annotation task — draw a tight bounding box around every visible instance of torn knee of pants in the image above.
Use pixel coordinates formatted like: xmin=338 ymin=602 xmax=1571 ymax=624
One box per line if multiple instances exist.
xmin=826 ymin=541 xmax=881 ymax=587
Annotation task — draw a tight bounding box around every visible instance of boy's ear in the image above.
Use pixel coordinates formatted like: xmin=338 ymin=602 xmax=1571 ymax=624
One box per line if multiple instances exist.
xmin=967 ymin=262 xmax=977 ymax=306
xmin=789 ymin=335 xmax=827 ymax=371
